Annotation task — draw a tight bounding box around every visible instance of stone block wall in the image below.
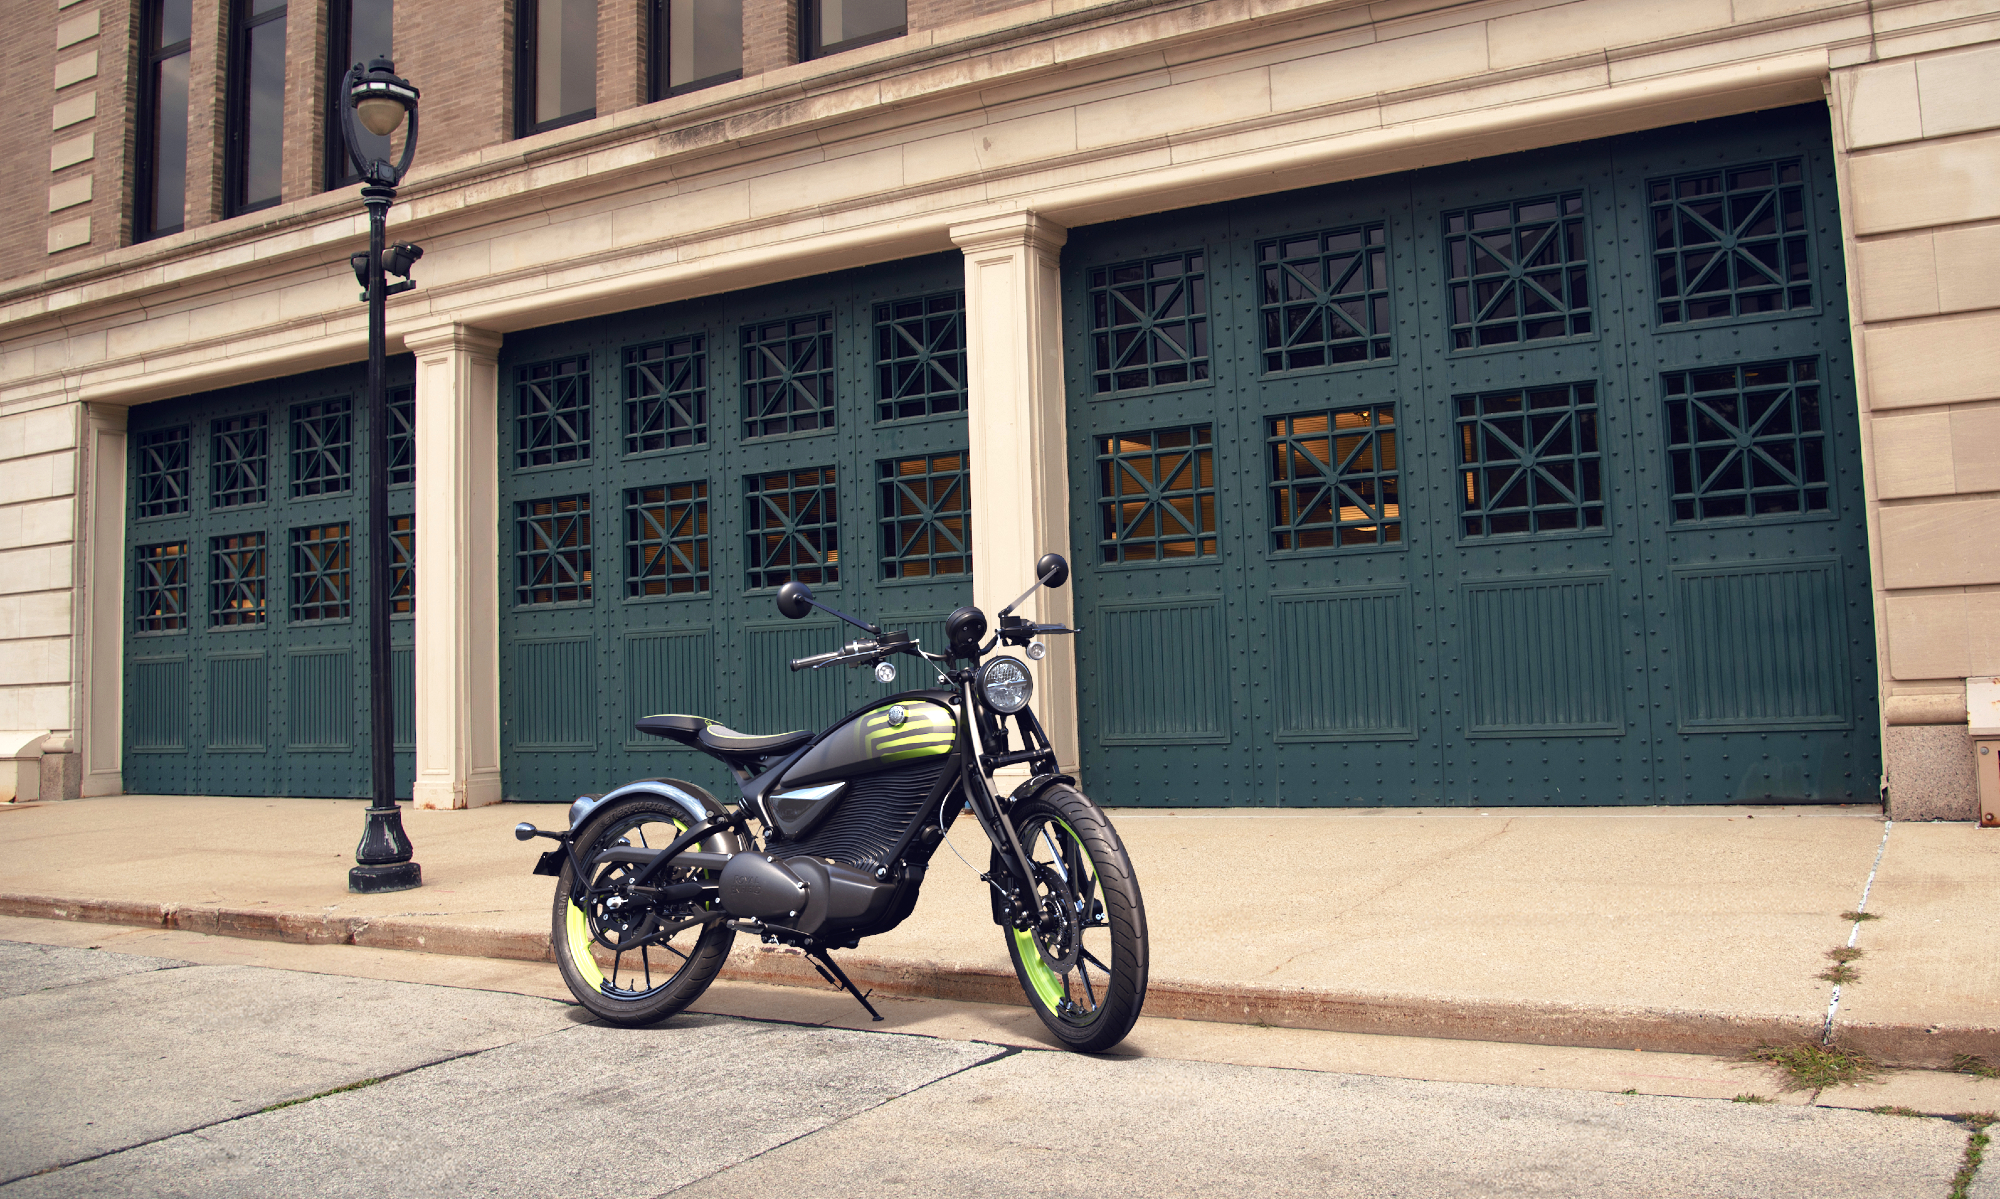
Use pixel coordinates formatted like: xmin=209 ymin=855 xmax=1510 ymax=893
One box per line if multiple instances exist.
xmin=1835 ymin=39 xmax=2000 ymax=819
xmin=0 ymin=400 xmax=80 ymax=758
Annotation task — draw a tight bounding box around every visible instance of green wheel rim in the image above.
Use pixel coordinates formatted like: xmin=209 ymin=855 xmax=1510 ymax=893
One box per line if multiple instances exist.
xmin=570 ymin=813 xmax=696 ymax=998
xmin=1010 ymin=814 xmax=1100 ymax=1021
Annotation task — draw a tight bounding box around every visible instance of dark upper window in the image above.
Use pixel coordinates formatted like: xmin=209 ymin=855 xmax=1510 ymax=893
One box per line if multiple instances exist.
xmin=652 ymin=0 xmax=742 ymax=99
xmin=226 ymin=0 xmax=288 ymax=216
xmin=137 ymin=0 xmax=193 ymax=240
xmin=1088 ymin=252 xmax=1209 ymax=395
xmin=875 ymin=292 xmax=965 ymax=421
xmin=325 ymin=0 xmax=395 ymax=190
xmin=1649 ymin=159 xmax=1814 ymax=325
xmin=803 ymin=0 xmax=904 ymax=59
xmin=518 ymin=0 xmax=598 ymax=136
xmin=1442 ymin=193 xmax=1592 ymax=350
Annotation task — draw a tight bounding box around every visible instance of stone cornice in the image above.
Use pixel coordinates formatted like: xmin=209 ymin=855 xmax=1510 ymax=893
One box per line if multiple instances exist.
xmin=2 ymin=0 xmax=1981 ymax=411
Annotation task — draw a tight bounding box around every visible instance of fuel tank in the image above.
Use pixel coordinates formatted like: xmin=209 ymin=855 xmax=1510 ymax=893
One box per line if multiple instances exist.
xmin=777 ymin=691 xmax=958 ymax=790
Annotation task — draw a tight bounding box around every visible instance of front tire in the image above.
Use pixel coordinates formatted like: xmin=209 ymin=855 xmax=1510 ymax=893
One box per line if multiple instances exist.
xmin=551 ymin=795 xmax=735 ymax=1025
xmin=997 ymin=785 xmax=1148 ymax=1053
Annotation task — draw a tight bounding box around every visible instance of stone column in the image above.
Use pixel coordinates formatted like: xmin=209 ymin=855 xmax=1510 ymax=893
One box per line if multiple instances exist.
xmin=77 ymin=402 xmax=127 ymax=797
xmin=949 ymin=212 xmax=1079 ymax=787
xmin=405 ymin=324 xmax=504 ymax=809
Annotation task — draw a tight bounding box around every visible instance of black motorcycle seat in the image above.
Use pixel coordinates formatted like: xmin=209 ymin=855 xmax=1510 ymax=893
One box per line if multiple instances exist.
xmin=634 ymin=714 xmax=812 ymax=757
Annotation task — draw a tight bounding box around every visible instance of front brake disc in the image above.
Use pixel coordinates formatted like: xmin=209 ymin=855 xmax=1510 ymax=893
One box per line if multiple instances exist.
xmin=1031 ymin=862 xmax=1083 ymax=974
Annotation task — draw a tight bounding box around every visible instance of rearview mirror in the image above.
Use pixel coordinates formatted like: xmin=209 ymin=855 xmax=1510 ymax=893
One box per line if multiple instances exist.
xmin=1036 ymin=553 xmax=1069 ymax=590
xmin=776 ymin=581 xmax=815 ymax=620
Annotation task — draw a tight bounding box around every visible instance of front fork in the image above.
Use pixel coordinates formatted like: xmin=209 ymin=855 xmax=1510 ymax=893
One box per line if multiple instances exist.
xmin=956 ymin=681 xmax=1044 ymax=930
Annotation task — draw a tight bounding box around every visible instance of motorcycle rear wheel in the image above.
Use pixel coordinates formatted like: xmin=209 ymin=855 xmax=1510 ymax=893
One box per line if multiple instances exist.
xmin=551 ymin=795 xmax=735 ymax=1026
xmin=998 ymin=784 xmax=1149 ymax=1053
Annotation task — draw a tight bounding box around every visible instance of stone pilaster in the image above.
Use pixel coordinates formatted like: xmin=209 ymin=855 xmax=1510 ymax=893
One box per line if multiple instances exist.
xmin=77 ymin=401 xmax=126 ymax=796
xmin=404 ymin=323 xmax=504 ymax=809
xmin=950 ymin=211 xmax=1077 ymax=786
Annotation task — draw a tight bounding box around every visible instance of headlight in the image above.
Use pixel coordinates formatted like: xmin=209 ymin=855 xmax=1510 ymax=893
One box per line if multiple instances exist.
xmin=979 ymin=657 xmax=1033 ymax=714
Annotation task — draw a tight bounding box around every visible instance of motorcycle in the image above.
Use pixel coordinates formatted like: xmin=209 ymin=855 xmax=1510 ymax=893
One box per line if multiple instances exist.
xmin=513 ymin=553 xmax=1149 ymax=1053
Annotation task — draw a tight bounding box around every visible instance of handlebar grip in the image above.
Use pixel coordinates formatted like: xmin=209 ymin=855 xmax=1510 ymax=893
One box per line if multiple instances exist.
xmin=790 ymin=650 xmax=843 ymax=672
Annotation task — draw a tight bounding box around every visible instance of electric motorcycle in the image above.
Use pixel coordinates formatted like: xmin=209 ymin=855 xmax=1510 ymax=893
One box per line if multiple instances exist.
xmin=514 ymin=553 xmax=1149 ymax=1053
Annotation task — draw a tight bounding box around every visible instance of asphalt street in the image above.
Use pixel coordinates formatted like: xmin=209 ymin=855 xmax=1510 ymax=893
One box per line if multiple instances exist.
xmin=0 ymin=940 xmax=1975 ymax=1199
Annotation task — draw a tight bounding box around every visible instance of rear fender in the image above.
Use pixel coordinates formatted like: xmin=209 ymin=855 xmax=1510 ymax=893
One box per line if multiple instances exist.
xmin=569 ymin=778 xmax=744 ymax=856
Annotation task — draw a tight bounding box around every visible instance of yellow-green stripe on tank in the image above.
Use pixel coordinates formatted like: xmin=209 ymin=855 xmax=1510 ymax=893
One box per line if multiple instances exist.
xmin=861 ymin=707 xmax=953 ymax=759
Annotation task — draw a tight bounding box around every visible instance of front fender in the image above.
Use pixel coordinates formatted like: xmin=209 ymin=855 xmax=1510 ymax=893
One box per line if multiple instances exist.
xmin=989 ymin=772 xmax=1077 ymax=926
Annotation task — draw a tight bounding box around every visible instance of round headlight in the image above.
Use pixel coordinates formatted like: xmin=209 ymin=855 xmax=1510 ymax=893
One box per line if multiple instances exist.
xmin=979 ymin=657 xmax=1034 ymax=714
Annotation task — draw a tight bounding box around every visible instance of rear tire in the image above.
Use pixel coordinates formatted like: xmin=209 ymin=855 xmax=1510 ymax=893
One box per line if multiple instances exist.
xmin=551 ymin=795 xmax=735 ymax=1026
xmin=996 ymin=784 xmax=1148 ymax=1053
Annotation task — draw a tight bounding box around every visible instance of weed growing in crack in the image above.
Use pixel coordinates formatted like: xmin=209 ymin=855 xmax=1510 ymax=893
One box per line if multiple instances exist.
xmin=1870 ymin=1105 xmax=1927 ymax=1117
xmin=1841 ymin=910 xmax=1881 ymax=922
xmin=1747 ymin=1042 xmax=1879 ymax=1090
xmin=1949 ymin=1113 xmax=1996 ymax=1199
xmin=1826 ymin=946 xmax=1864 ymax=964
xmin=260 ymin=1077 xmax=381 ymax=1113
xmin=1819 ymin=962 xmax=1860 ymax=985
xmin=1954 ymin=1055 xmax=2000 ymax=1081
xmin=1732 ymin=1094 xmax=1773 ymax=1104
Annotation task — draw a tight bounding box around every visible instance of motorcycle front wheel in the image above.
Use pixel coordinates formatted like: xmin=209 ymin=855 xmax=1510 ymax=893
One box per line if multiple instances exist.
xmin=551 ymin=794 xmax=736 ymax=1026
xmin=997 ymin=784 xmax=1149 ymax=1053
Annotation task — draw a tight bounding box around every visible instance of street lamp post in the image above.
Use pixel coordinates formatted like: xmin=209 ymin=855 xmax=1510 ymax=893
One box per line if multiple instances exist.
xmin=341 ymin=58 xmax=424 ymax=894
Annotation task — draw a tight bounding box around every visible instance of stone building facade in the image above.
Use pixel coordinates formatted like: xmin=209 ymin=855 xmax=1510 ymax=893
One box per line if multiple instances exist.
xmin=0 ymin=0 xmax=1994 ymax=816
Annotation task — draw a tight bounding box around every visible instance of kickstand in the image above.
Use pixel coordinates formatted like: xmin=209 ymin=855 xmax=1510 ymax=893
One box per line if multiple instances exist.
xmin=806 ymin=948 xmax=883 ymax=1022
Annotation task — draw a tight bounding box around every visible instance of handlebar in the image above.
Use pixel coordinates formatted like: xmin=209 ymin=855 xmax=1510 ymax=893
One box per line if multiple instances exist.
xmin=789 ymin=631 xmax=921 ymax=672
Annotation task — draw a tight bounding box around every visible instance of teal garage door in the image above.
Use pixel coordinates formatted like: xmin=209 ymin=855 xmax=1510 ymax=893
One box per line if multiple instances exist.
xmin=124 ymin=361 xmax=416 ymax=797
xmin=496 ymin=254 xmax=974 ymax=802
xmin=1066 ymin=106 xmax=1878 ymax=807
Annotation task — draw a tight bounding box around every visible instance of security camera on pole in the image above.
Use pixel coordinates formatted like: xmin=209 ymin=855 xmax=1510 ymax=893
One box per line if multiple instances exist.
xmin=340 ymin=58 xmax=423 ymax=893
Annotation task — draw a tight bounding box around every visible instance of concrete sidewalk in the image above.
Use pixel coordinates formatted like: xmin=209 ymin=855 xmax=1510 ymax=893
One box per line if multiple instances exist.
xmin=1 ymin=795 xmax=1993 ymax=1066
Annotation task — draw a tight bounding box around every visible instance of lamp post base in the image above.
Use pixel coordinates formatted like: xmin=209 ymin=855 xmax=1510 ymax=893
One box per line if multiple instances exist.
xmin=350 ymin=861 xmax=423 ymax=893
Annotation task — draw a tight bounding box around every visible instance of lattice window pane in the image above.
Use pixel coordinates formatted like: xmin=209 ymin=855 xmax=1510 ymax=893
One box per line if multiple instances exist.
xmin=1665 ymin=358 xmax=1829 ymax=523
xmin=1651 ymin=159 xmax=1812 ymax=325
xmin=875 ymin=292 xmax=966 ymax=421
xmin=1096 ymin=426 xmax=1217 ymax=563
xmin=746 ymin=467 xmax=838 ymax=587
xmin=136 ymin=426 xmax=191 ymax=518
xmin=209 ymin=532 xmax=267 ymax=626
xmin=388 ymin=386 xmax=415 ymax=486
xmin=290 ymin=523 xmax=352 ymax=621
xmin=209 ymin=414 xmax=268 ymax=508
xmin=624 ymin=336 xmax=707 ymax=453
xmin=879 ymin=452 xmax=970 ymax=579
xmin=742 ymin=314 xmax=835 ymax=438
xmin=516 ymin=494 xmax=593 ymax=605
xmin=390 ymin=514 xmax=414 ymax=616
xmin=135 ymin=541 xmax=190 ymax=632
xmin=626 ymin=480 xmax=710 ymax=597
xmin=1444 ymin=193 xmax=1592 ymax=350
xmin=290 ymin=399 xmax=353 ymax=497
xmin=1258 ymin=224 xmax=1391 ymax=372
xmin=1089 ymin=251 xmax=1209 ymax=395
xmin=1456 ymin=384 xmax=1603 ymax=537
xmin=516 ymin=357 xmax=593 ymax=468
xmin=1267 ymin=406 xmax=1401 ymax=551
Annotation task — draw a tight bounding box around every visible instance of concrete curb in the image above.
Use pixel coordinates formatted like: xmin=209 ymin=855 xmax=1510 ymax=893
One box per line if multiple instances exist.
xmin=5 ymin=891 xmax=1986 ymax=1067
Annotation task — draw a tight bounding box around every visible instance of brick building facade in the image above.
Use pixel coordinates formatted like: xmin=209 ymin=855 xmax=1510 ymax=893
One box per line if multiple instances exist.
xmin=1 ymin=0 xmax=1997 ymax=818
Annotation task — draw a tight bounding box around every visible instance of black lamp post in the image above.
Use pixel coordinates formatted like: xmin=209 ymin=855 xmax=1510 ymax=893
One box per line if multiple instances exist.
xmin=342 ymin=58 xmax=424 ymax=894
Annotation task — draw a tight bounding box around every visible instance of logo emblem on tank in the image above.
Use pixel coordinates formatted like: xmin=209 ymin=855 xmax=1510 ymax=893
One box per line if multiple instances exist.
xmin=887 ymin=705 xmax=907 ymax=726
